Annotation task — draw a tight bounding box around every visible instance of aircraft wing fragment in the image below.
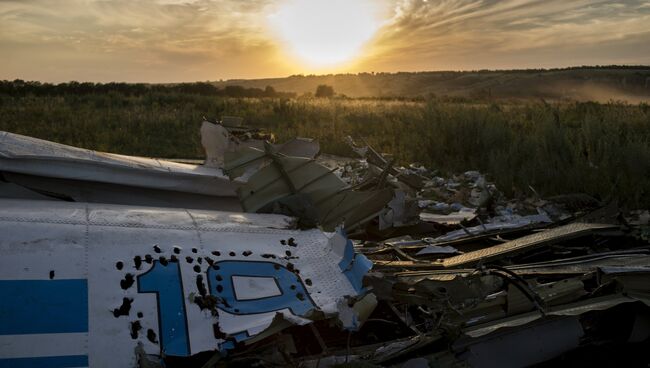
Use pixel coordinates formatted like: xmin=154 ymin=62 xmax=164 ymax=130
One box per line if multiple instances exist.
xmin=0 ymin=199 xmax=372 ymax=367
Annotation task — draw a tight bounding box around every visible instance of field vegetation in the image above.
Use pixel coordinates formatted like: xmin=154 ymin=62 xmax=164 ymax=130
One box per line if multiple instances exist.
xmin=1 ymin=80 xmax=649 ymax=207
xmin=215 ymin=66 xmax=650 ymax=101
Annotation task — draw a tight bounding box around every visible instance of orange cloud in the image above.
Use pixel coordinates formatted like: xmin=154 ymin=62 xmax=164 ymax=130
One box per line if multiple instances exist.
xmin=1 ymin=0 xmax=649 ymax=82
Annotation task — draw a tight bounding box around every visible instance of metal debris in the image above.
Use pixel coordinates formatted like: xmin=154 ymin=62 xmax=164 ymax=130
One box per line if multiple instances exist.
xmin=0 ymin=130 xmax=242 ymax=210
xmin=224 ymin=141 xmax=393 ymax=231
xmin=1 ymin=127 xmax=649 ymax=367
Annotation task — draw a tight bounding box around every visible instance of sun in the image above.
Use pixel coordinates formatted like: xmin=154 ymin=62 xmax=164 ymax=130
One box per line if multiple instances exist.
xmin=269 ymin=0 xmax=382 ymax=67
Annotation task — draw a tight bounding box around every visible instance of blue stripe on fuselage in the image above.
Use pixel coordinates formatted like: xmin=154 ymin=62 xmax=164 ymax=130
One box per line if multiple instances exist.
xmin=0 ymin=355 xmax=88 ymax=368
xmin=0 ymin=279 xmax=88 ymax=335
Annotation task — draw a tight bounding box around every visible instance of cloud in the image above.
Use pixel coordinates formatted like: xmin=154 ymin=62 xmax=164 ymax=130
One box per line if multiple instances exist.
xmin=0 ymin=0 xmax=286 ymax=81
xmin=0 ymin=0 xmax=649 ymax=81
xmin=359 ymin=0 xmax=650 ymax=70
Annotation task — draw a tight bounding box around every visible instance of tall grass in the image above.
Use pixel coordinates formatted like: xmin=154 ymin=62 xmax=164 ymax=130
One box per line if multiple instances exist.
xmin=1 ymin=92 xmax=648 ymax=207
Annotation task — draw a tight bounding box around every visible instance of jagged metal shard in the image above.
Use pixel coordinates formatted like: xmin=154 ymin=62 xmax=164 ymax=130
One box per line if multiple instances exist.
xmin=225 ymin=143 xmax=392 ymax=232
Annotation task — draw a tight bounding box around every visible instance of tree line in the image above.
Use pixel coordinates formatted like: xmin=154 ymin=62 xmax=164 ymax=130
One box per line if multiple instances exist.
xmin=0 ymin=80 xmax=296 ymax=98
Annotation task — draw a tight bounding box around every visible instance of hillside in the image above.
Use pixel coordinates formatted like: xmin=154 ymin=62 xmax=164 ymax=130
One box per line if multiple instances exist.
xmin=213 ymin=66 xmax=650 ymax=102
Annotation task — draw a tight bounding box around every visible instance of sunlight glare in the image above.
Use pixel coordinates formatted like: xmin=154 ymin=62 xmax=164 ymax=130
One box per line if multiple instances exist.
xmin=269 ymin=0 xmax=381 ymax=67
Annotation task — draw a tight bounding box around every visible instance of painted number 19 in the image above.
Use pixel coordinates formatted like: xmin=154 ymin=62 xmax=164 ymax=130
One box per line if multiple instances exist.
xmin=137 ymin=260 xmax=313 ymax=357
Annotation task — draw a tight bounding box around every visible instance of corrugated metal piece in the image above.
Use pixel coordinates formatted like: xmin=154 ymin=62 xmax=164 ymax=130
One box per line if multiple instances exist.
xmin=439 ymin=223 xmax=617 ymax=268
xmin=228 ymin=143 xmax=393 ymax=232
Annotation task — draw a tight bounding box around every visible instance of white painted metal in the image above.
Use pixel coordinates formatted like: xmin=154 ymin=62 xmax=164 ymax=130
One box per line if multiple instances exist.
xmin=0 ymin=131 xmax=240 ymax=197
xmin=0 ymin=199 xmax=368 ymax=367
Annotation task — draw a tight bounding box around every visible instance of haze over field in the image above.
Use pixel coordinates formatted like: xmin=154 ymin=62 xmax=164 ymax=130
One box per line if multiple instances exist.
xmin=214 ymin=67 xmax=650 ymax=102
xmin=1 ymin=0 xmax=650 ymax=82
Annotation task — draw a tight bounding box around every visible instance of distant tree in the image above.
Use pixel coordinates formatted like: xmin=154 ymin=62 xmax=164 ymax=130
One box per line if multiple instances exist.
xmin=224 ymin=85 xmax=246 ymax=97
xmin=264 ymin=85 xmax=276 ymax=97
xmin=315 ymin=84 xmax=334 ymax=98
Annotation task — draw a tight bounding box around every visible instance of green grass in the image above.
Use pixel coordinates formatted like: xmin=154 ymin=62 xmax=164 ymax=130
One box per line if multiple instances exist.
xmin=1 ymin=92 xmax=649 ymax=207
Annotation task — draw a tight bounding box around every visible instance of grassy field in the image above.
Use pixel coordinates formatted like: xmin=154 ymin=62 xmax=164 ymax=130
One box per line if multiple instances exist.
xmin=1 ymin=91 xmax=649 ymax=208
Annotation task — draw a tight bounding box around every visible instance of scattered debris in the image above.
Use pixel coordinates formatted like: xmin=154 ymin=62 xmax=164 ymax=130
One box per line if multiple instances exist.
xmin=415 ymin=245 xmax=460 ymax=256
xmin=1 ymin=123 xmax=649 ymax=367
xmin=224 ymin=141 xmax=393 ymax=231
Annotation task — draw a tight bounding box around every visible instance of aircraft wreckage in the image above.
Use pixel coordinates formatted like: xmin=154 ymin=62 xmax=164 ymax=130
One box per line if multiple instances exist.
xmin=0 ymin=119 xmax=649 ymax=367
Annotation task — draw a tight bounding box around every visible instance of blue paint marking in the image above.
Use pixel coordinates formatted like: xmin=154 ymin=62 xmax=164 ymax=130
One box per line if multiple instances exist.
xmin=137 ymin=261 xmax=190 ymax=357
xmin=0 ymin=280 xmax=88 ymax=335
xmin=207 ymin=261 xmax=314 ymax=316
xmin=337 ymin=236 xmax=355 ymax=270
xmin=338 ymin=237 xmax=372 ymax=293
xmin=0 ymin=355 xmax=88 ymax=368
xmin=229 ymin=331 xmax=250 ymax=343
xmin=219 ymin=341 xmax=235 ymax=351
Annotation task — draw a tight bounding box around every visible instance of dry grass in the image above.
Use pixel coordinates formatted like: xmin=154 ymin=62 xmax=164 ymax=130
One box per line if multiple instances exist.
xmin=1 ymin=92 xmax=648 ymax=207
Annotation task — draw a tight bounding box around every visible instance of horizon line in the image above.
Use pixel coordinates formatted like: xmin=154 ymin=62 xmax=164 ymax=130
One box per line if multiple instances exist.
xmin=3 ymin=64 xmax=650 ymax=85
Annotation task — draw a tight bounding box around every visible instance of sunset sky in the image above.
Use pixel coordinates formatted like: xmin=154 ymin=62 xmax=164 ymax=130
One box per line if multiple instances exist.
xmin=1 ymin=0 xmax=650 ymax=82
